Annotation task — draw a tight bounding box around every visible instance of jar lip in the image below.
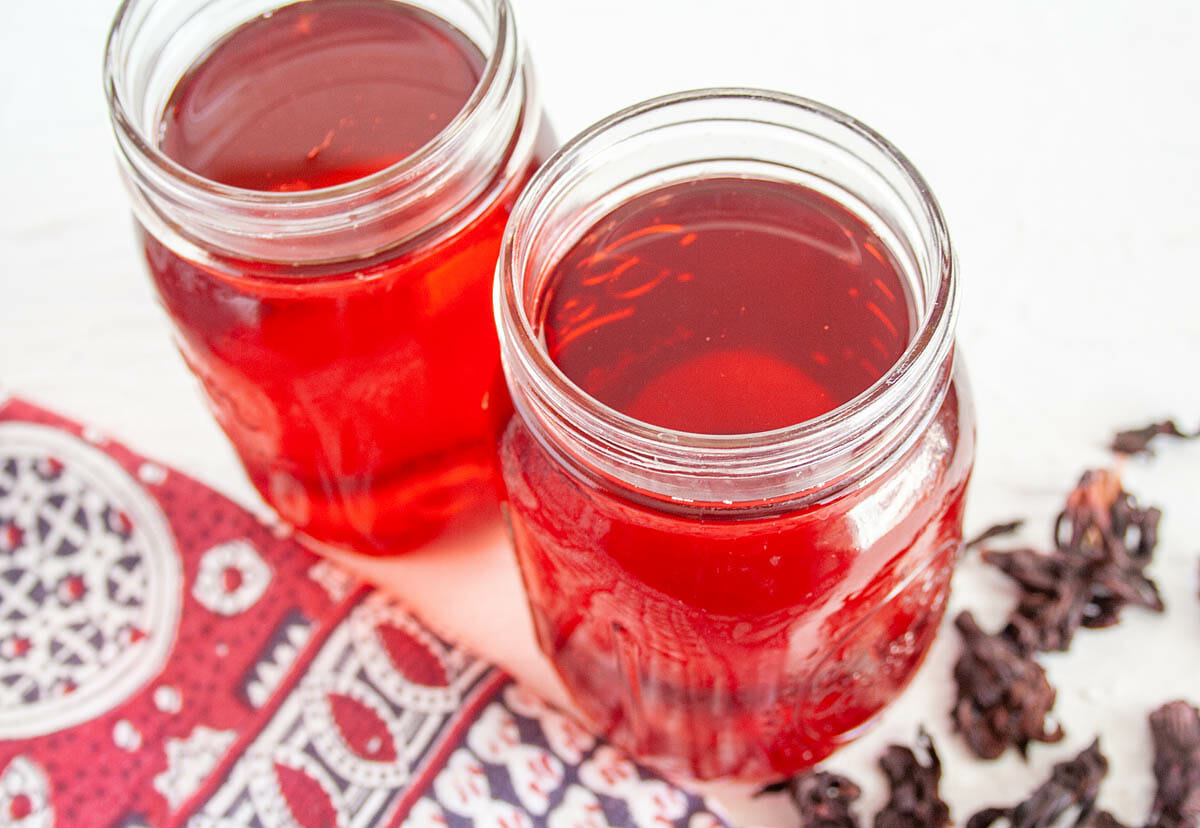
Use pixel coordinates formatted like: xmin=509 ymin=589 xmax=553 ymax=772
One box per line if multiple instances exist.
xmin=497 ymin=87 xmax=956 ymax=460
xmin=102 ymin=0 xmax=512 ymax=208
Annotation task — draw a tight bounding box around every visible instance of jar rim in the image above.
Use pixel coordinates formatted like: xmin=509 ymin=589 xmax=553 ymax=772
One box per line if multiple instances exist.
xmin=496 ymin=88 xmax=957 ymax=496
xmin=103 ymin=0 xmax=512 ymax=208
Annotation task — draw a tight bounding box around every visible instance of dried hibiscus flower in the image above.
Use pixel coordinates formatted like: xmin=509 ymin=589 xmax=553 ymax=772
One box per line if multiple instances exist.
xmin=1110 ymin=419 xmax=1197 ymax=455
xmin=874 ymin=729 xmax=951 ymax=828
xmin=1147 ymin=700 xmax=1200 ymax=828
xmin=980 ymin=470 xmax=1164 ymax=655
xmin=966 ymin=739 xmax=1109 ymax=828
xmin=952 ymin=611 xmax=1063 ymax=759
xmin=1054 ymin=470 xmax=1164 ymax=627
xmin=982 ymin=546 xmax=1090 ymax=653
xmin=965 ymin=520 xmax=1025 ymax=550
xmin=784 ymin=771 xmax=863 ymax=828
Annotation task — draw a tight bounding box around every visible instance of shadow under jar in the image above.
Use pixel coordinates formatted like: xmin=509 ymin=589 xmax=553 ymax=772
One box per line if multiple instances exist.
xmin=105 ymin=0 xmax=553 ymax=555
xmin=495 ymin=89 xmax=975 ymax=782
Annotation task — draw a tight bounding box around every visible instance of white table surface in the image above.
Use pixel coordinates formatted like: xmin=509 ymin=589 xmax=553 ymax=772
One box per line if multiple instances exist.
xmin=3 ymin=1 xmax=1199 ymax=824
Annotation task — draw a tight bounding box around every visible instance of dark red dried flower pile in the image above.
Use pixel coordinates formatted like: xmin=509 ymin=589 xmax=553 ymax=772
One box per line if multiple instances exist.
xmin=774 ymin=424 xmax=1198 ymax=825
xmin=953 ymin=468 xmax=1165 ymax=758
xmin=960 ymin=701 xmax=1200 ymax=828
xmin=778 ymin=732 xmax=951 ymax=828
xmin=982 ymin=470 xmax=1164 ymax=653
xmin=781 ymin=703 xmax=1200 ymax=828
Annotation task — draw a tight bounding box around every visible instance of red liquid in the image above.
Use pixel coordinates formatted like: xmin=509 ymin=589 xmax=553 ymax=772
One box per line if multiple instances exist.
xmin=542 ymin=178 xmax=912 ymax=432
xmin=159 ymin=0 xmax=485 ymax=190
xmin=148 ymin=0 xmax=550 ymax=552
xmin=500 ymin=178 xmax=974 ymax=780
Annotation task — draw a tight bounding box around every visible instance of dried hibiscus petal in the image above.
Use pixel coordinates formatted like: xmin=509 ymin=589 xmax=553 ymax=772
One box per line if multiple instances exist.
xmin=1147 ymin=700 xmax=1200 ymax=828
xmin=952 ymin=611 xmax=1063 ymax=759
xmin=785 ymin=771 xmax=862 ymax=828
xmin=1110 ymin=419 xmax=1196 ymax=455
xmin=874 ymin=729 xmax=951 ymax=828
xmin=966 ymin=739 xmax=1109 ymax=828
xmin=982 ymin=547 xmax=1090 ymax=653
xmin=965 ymin=520 xmax=1025 ymax=551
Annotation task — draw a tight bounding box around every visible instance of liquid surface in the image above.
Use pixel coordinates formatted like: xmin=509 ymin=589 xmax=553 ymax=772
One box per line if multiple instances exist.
xmin=540 ymin=177 xmax=913 ymax=434
xmin=149 ymin=0 xmax=549 ymax=553
xmin=159 ymin=0 xmax=485 ymax=190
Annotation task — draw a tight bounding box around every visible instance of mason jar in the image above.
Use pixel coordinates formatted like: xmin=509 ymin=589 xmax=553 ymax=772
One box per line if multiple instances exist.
xmin=495 ymin=88 xmax=974 ymax=781
xmin=105 ymin=0 xmax=554 ymax=555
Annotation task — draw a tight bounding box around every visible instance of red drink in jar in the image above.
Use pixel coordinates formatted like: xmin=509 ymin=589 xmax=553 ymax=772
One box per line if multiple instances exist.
xmin=495 ymin=91 xmax=975 ymax=781
xmin=105 ymin=0 xmax=553 ymax=553
xmin=542 ymin=178 xmax=913 ymax=433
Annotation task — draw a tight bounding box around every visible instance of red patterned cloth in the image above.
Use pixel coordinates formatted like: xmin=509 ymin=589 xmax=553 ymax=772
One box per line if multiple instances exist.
xmin=0 ymin=397 xmax=728 ymax=828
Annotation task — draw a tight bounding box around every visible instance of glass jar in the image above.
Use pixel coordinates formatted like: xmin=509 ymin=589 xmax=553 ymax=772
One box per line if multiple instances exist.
xmin=104 ymin=0 xmax=554 ymax=555
xmin=495 ymin=89 xmax=975 ymax=781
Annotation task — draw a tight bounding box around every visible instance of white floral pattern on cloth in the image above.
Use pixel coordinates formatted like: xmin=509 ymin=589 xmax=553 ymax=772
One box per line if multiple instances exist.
xmin=401 ymin=798 xmax=449 ymax=827
xmin=435 ymin=749 xmax=492 ymax=818
xmin=0 ymin=756 xmax=54 ymax=828
xmin=0 ymin=399 xmax=730 ymax=828
xmin=549 ymin=786 xmax=611 ymax=828
xmin=242 ymin=614 xmax=312 ymax=708
xmin=578 ymin=748 xmax=640 ymax=800
xmin=307 ymin=560 xmax=358 ymax=603
xmin=192 ymin=539 xmax=271 ymax=616
xmin=503 ymin=686 xmax=596 ymax=767
xmin=153 ymin=726 xmax=238 ymax=810
xmin=505 ymin=745 xmax=565 ymax=815
xmin=189 ymin=593 xmax=494 ymax=828
xmin=413 ymin=685 xmax=728 ymax=828
xmin=245 ymin=744 xmax=352 ymax=828
xmin=189 ymin=610 xmax=727 ymax=828
xmin=0 ymin=422 xmax=182 ymax=740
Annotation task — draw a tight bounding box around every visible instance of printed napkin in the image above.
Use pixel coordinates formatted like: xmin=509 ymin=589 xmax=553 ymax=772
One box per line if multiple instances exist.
xmin=0 ymin=395 xmax=728 ymax=828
